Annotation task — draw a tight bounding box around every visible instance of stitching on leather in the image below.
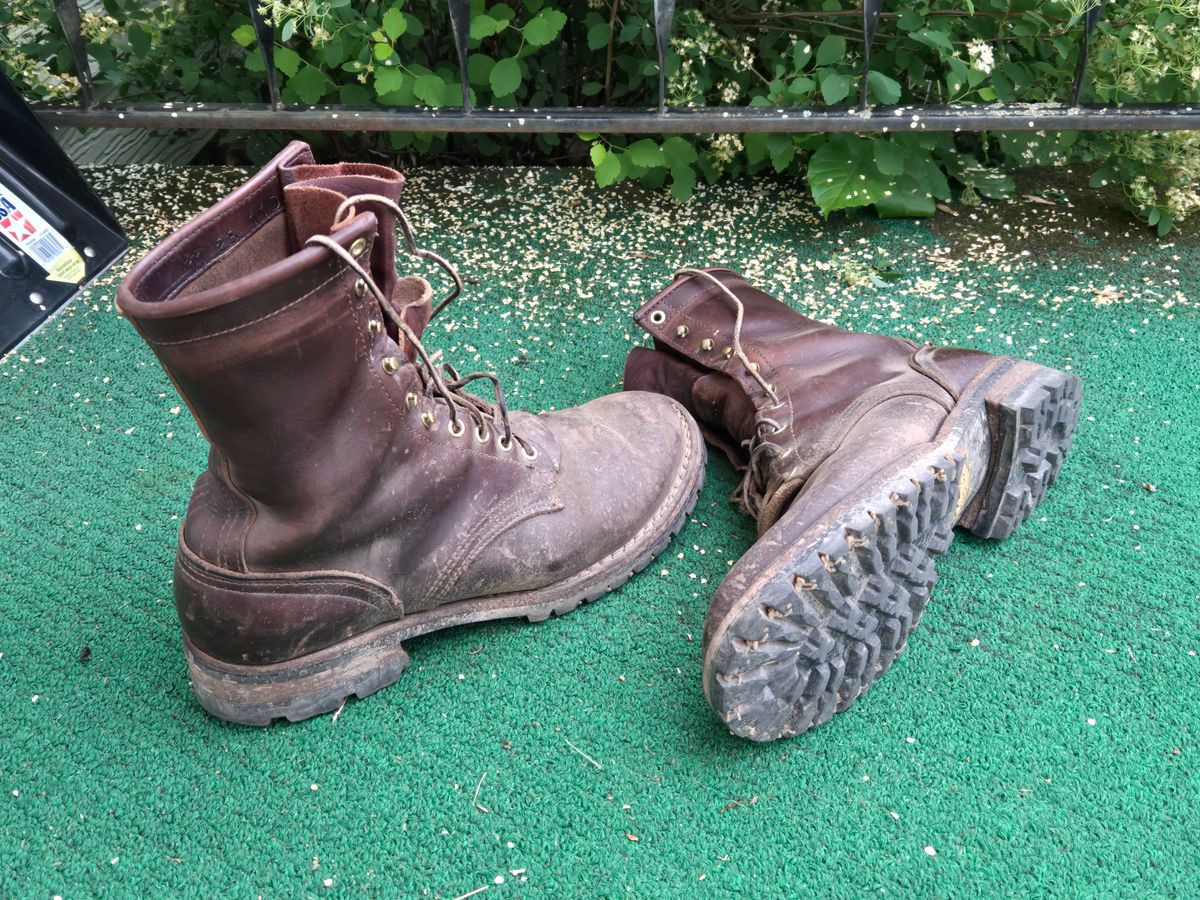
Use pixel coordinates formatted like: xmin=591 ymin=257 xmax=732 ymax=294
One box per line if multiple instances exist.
xmin=181 ymin=558 xmax=393 ymax=615
xmin=909 ymin=348 xmax=962 ymax=400
xmin=430 ymin=486 xmax=551 ymax=601
xmin=784 ymin=385 xmax=954 ymax=485
xmin=145 ymin=266 xmax=343 ymax=346
xmin=144 ymin=182 xmax=281 ymax=300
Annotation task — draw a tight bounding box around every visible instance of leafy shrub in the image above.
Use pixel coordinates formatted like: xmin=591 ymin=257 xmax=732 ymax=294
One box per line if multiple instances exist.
xmin=2 ymin=0 xmax=1198 ymax=232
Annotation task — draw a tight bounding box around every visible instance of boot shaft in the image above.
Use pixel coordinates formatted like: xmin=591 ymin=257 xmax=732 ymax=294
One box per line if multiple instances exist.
xmin=117 ymin=143 xmax=437 ymax=550
xmin=625 ymin=269 xmax=995 ymax=528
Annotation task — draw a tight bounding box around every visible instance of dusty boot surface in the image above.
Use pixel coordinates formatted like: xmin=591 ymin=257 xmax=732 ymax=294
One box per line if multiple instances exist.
xmin=117 ymin=142 xmax=705 ymax=726
xmin=625 ymin=268 xmax=1081 ymax=741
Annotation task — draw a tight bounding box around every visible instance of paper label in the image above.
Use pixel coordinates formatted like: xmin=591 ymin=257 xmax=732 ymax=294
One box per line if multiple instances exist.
xmin=0 ymin=179 xmax=85 ymax=284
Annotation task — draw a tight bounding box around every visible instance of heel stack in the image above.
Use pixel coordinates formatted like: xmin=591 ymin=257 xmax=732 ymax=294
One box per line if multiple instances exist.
xmin=184 ymin=631 xmax=411 ymax=726
xmin=962 ymin=361 xmax=1082 ymax=540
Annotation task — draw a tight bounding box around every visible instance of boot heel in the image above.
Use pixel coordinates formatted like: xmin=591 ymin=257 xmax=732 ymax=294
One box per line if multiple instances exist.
xmin=183 ymin=631 xmax=410 ymax=726
xmin=961 ymin=360 xmax=1082 ymax=541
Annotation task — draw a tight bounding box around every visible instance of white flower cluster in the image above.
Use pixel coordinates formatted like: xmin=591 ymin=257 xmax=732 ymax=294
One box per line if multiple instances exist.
xmin=967 ymin=40 xmax=995 ymax=75
xmin=707 ymin=133 xmax=744 ymax=171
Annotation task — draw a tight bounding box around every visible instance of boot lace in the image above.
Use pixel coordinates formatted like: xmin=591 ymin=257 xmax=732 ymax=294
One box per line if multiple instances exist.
xmin=673 ymin=268 xmax=783 ymax=519
xmin=307 ymin=194 xmax=536 ymax=458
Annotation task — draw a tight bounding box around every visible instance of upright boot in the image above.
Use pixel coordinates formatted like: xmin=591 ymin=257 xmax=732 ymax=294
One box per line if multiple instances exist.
xmin=117 ymin=142 xmax=705 ymax=725
xmin=625 ymin=268 xmax=1081 ymax=740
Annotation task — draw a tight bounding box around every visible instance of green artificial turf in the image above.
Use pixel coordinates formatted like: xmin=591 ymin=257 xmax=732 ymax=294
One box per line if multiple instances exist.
xmin=1 ymin=163 xmax=1197 ymax=898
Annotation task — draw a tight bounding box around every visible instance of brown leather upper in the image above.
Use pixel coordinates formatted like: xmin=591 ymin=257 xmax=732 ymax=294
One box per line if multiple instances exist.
xmin=118 ymin=141 xmax=698 ymax=664
xmin=624 ymin=269 xmax=998 ymax=534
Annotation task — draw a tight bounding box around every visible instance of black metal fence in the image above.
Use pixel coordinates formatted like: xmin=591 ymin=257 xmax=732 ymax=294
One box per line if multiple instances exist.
xmin=34 ymin=0 xmax=1200 ymax=134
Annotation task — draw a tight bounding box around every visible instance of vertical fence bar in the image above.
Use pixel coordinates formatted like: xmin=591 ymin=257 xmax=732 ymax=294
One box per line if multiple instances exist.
xmin=652 ymin=0 xmax=676 ymax=113
xmin=1071 ymin=0 xmax=1108 ymax=107
xmin=448 ymin=0 xmax=473 ymax=113
xmin=858 ymin=0 xmax=884 ymax=110
xmin=51 ymin=0 xmax=96 ymax=109
xmin=248 ymin=0 xmax=281 ymax=110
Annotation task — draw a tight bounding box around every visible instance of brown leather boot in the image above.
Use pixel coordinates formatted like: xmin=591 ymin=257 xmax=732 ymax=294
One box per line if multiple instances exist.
xmin=117 ymin=142 xmax=705 ymax=725
xmin=625 ymin=268 xmax=1081 ymax=740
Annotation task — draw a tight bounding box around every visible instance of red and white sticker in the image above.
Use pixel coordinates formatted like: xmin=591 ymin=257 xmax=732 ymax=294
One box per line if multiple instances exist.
xmin=0 ymin=179 xmax=85 ymax=284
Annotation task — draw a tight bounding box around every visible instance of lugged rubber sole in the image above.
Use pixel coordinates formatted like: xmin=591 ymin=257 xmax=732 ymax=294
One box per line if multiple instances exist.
xmin=703 ymin=358 xmax=1082 ymax=742
xmin=185 ymin=425 xmax=707 ymax=727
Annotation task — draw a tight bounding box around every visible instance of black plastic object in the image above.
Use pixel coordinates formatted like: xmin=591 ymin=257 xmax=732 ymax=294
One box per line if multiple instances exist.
xmin=0 ymin=70 xmax=126 ymax=355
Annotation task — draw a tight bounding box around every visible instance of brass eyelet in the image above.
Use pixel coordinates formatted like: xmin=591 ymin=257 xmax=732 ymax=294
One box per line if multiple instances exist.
xmin=405 ymin=392 xmax=419 ymax=410
xmin=448 ymin=419 xmax=465 ymax=438
xmin=354 ymin=279 xmax=367 ymax=299
xmin=381 ymin=356 xmax=401 ymax=374
xmin=520 ymin=443 xmax=539 ymax=462
xmin=700 ymin=338 xmax=715 ymax=351
xmin=675 ymin=325 xmax=689 ymax=339
xmin=350 ymin=237 xmax=368 ymax=258
xmin=722 ymin=346 xmax=733 ymax=359
xmin=421 ymin=411 xmax=437 ymax=429
xmin=367 ymin=319 xmax=383 ymax=335
xmin=649 ymin=310 xmax=667 ymax=325
xmin=474 ymin=424 xmax=490 ymax=444
xmin=497 ymin=435 xmax=513 ymax=452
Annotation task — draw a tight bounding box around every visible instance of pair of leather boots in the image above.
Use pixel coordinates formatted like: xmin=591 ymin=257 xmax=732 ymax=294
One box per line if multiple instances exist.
xmin=118 ymin=143 xmax=1081 ymax=741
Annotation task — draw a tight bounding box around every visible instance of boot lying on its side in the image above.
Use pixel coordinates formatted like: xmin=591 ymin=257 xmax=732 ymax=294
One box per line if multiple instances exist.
xmin=625 ymin=268 xmax=1081 ymax=741
xmin=118 ymin=141 xmax=705 ymax=725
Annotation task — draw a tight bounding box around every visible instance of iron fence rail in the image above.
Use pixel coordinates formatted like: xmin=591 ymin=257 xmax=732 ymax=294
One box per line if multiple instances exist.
xmin=31 ymin=0 xmax=1200 ymax=134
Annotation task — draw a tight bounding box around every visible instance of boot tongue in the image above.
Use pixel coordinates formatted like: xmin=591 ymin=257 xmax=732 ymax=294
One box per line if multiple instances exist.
xmin=278 ymin=161 xmax=407 ymax=325
xmin=281 ymin=183 xmax=349 ymax=248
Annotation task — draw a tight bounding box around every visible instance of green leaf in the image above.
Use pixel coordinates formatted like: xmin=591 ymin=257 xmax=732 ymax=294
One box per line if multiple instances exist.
xmin=523 ymin=8 xmax=567 ymax=47
xmin=911 ymin=28 xmax=954 ymax=54
xmin=670 ymin=165 xmax=696 ymax=202
xmin=819 ymin=71 xmax=850 ymax=105
xmin=867 ymin=71 xmax=901 ymax=105
xmin=281 ymin=19 xmax=296 ymax=42
xmin=744 ymin=133 xmax=769 ymax=166
xmin=816 ymin=35 xmax=846 ymax=67
xmin=587 ymin=22 xmax=612 ymax=51
xmin=873 ymin=140 xmax=906 ymax=176
xmin=413 ymin=74 xmax=444 ymax=106
xmin=595 ymin=149 xmax=622 ymax=187
xmin=792 ymin=40 xmax=813 ymax=70
xmin=661 ymin=136 xmax=697 ymax=167
xmin=288 ymin=65 xmax=328 ymax=104
xmin=375 ymin=67 xmax=405 ymax=96
xmin=590 ymin=143 xmax=607 ymax=168
xmin=467 ymin=53 xmax=495 ymax=86
xmin=767 ymin=133 xmax=794 ymax=173
xmin=232 ymin=24 xmax=256 ymax=47
xmin=324 ymin=37 xmax=345 ymax=68
xmin=627 ymin=138 xmax=665 ymax=168
xmin=787 ymin=76 xmax=816 ymax=98
xmin=340 ymin=83 xmax=371 ymax=104
xmin=274 ymin=46 xmax=302 ymax=77
xmin=874 ymin=173 xmax=937 ymax=217
xmin=470 ymin=14 xmax=504 ymax=39
xmin=373 ymin=42 xmax=394 ymax=62
xmin=896 ymin=9 xmax=923 ymax=31
xmin=382 ymin=6 xmax=407 ymax=40
xmin=807 ymin=134 xmax=887 ymax=216
xmin=128 ymin=26 xmax=150 ymax=57
xmin=489 ymin=56 xmax=521 ymax=96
